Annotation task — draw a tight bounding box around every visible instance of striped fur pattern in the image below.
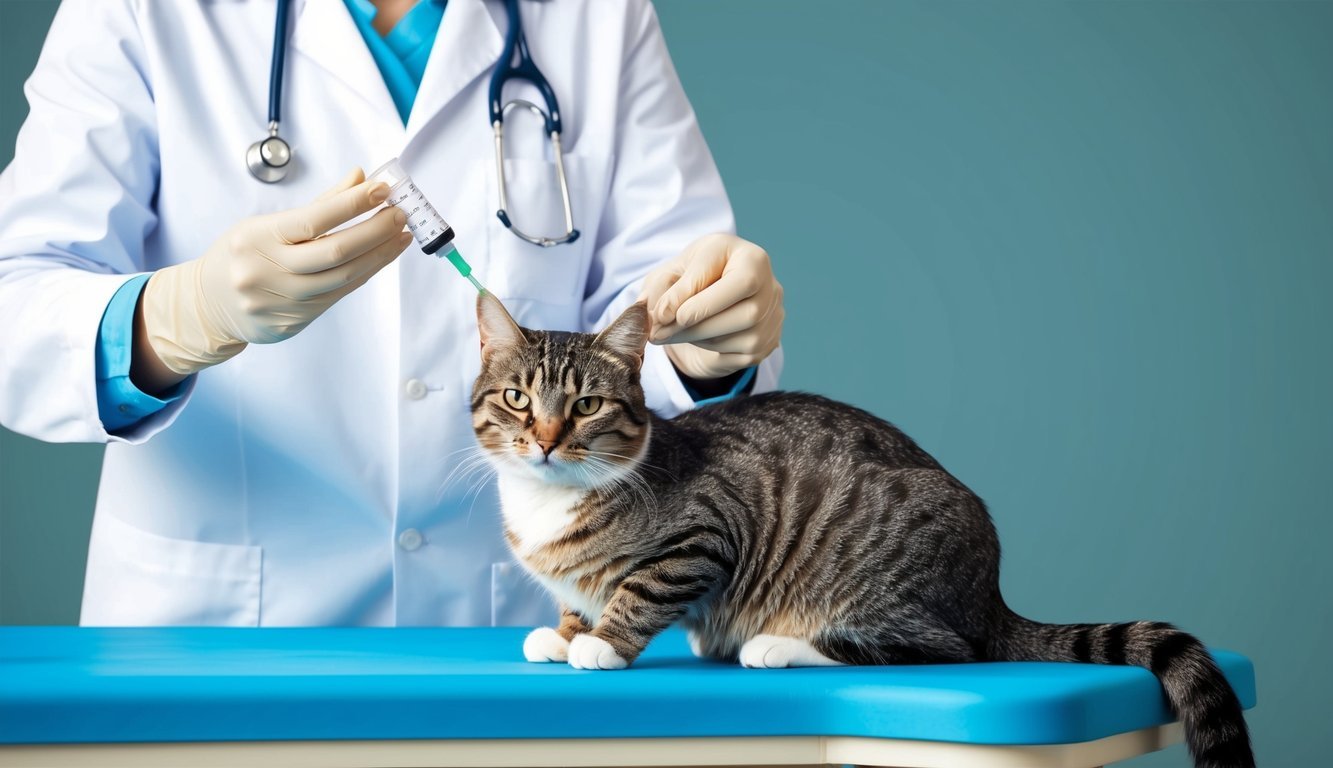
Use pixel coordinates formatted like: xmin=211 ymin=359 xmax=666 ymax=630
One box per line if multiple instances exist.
xmin=470 ymin=294 xmax=1254 ymax=768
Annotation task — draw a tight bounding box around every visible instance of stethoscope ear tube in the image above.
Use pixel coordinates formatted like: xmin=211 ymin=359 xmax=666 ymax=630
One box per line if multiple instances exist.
xmin=488 ymin=0 xmax=561 ymax=135
xmin=248 ymin=0 xmax=294 ymax=183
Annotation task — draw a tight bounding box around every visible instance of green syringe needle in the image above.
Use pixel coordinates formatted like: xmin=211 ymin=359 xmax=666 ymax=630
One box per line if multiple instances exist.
xmin=438 ymin=243 xmax=487 ymax=294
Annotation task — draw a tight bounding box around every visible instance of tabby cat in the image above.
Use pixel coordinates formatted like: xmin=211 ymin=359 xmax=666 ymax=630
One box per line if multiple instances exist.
xmin=470 ymin=292 xmax=1254 ymax=768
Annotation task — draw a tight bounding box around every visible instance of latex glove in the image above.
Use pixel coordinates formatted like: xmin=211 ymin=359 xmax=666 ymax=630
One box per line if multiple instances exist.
xmin=640 ymin=233 xmax=784 ymax=381
xmin=142 ymin=168 xmax=411 ymax=376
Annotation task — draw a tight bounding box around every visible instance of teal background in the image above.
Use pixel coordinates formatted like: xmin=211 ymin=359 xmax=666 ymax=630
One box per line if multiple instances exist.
xmin=1 ymin=1 xmax=1328 ymax=766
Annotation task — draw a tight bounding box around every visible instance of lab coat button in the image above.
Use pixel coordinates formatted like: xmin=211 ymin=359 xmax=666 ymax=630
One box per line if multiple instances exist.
xmin=398 ymin=528 xmax=424 ymax=551
xmin=404 ymin=379 xmax=428 ymax=400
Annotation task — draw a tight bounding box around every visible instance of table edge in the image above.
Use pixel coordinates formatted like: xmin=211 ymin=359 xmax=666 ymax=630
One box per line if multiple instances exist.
xmin=0 ymin=723 xmax=1184 ymax=768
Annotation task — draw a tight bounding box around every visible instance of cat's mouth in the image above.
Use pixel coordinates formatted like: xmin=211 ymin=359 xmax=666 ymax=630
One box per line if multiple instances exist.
xmin=511 ymin=448 xmax=582 ymax=481
xmin=521 ymin=446 xmax=566 ymax=467
xmin=522 ymin=458 xmax=598 ymax=489
xmin=488 ymin=439 xmax=644 ymax=490
xmin=509 ymin=449 xmax=628 ymax=490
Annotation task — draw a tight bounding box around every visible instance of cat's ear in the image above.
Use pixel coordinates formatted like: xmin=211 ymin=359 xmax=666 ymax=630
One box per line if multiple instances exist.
xmin=477 ymin=292 xmax=527 ymax=360
xmin=594 ymin=301 xmax=649 ymax=369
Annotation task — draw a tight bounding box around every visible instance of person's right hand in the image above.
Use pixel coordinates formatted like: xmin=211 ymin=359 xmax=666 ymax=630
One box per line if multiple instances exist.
xmin=141 ymin=168 xmax=411 ymax=378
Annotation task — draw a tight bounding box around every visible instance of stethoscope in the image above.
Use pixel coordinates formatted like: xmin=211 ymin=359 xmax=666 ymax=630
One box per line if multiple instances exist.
xmin=247 ymin=0 xmax=579 ymax=247
xmin=245 ymin=0 xmax=294 ymax=184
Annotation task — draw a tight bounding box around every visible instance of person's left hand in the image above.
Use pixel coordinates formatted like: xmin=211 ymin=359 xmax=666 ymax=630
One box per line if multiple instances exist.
xmin=639 ymin=233 xmax=784 ymax=381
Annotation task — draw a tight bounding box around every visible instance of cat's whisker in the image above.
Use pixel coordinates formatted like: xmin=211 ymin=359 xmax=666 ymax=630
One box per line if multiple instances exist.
xmin=439 ymin=443 xmax=490 ymax=461
xmin=581 ymin=449 xmax=640 ymax=460
xmin=572 ymin=456 xmax=607 ymax=488
xmin=438 ymin=450 xmax=490 ymax=488
xmin=581 ymin=449 xmax=676 ymax=481
xmin=441 ymin=448 xmax=489 ymax=474
xmin=427 ymin=443 xmax=494 ymax=472
xmin=570 ymin=461 xmax=597 ymax=493
xmin=582 ymin=455 xmax=657 ymax=512
xmin=436 ymin=448 xmax=501 ymax=503
xmin=462 ymin=471 xmax=495 ymax=528
xmin=438 ymin=464 xmax=489 ymax=503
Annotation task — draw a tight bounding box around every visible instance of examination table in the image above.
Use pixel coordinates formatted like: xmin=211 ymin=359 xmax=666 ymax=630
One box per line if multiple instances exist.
xmin=0 ymin=626 xmax=1256 ymax=767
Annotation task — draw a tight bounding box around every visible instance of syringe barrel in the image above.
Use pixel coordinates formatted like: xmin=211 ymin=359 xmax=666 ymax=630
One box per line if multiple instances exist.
xmin=367 ymin=157 xmax=411 ymax=191
xmin=367 ymin=157 xmax=455 ymax=255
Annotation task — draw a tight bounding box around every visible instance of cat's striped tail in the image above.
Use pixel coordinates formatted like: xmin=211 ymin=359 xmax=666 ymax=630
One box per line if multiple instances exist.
xmin=990 ymin=611 xmax=1254 ymax=768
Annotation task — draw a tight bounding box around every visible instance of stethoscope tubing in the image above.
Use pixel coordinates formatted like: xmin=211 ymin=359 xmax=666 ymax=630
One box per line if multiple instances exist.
xmin=488 ymin=0 xmax=562 ymax=135
xmin=268 ymin=0 xmax=293 ymax=127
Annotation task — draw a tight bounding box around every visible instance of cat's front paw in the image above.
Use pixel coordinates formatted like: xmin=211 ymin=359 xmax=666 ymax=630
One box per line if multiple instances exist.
xmin=568 ymin=633 xmax=629 ymax=670
xmin=523 ymin=627 xmax=570 ymax=662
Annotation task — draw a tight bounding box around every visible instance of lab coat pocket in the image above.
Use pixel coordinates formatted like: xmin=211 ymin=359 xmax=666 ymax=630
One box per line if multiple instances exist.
xmin=81 ymin=513 xmax=262 ymax=627
xmin=482 ymin=156 xmax=606 ymax=305
xmin=490 ymin=561 xmax=558 ymax=627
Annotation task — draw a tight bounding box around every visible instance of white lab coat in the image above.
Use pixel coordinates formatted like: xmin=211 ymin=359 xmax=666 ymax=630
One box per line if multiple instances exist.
xmin=0 ymin=0 xmax=781 ymax=627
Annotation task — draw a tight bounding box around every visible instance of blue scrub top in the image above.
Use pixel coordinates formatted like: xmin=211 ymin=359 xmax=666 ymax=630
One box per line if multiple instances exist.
xmin=342 ymin=0 xmax=447 ymax=124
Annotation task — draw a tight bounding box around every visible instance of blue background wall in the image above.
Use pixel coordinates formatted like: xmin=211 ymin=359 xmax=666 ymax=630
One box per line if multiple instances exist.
xmin=2 ymin=2 xmax=1328 ymax=766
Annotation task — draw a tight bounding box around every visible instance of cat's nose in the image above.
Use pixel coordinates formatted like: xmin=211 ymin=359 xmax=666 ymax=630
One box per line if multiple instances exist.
xmin=536 ymin=440 xmax=558 ymax=457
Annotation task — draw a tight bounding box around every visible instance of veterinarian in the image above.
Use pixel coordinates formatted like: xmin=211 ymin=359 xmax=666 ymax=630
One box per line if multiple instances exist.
xmin=0 ymin=0 xmax=784 ymax=626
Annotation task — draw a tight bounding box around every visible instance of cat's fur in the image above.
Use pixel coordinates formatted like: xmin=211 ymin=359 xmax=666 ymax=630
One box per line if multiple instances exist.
xmin=470 ymin=293 xmax=1254 ymax=768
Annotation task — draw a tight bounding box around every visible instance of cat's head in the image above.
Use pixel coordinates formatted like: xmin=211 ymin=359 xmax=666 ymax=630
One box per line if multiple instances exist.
xmin=471 ymin=292 xmax=651 ymax=488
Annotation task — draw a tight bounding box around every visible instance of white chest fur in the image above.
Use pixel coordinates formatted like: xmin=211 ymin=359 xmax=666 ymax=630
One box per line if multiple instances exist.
xmin=534 ymin=571 xmax=607 ymax=623
xmin=495 ymin=471 xmax=608 ymax=620
xmin=496 ymin=472 xmax=587 ymax=556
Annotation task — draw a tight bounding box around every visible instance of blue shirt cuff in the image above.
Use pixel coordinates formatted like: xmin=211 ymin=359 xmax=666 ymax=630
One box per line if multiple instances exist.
xmin=95 ymin=274 xmax=187 ymax=432
xmin=683 ymin=366 xmax=757 ymax=407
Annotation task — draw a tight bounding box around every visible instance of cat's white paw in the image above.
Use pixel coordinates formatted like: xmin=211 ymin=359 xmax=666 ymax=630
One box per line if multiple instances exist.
xmin=739 ymin=634 xmax=842 ymax=668
xmin=687 ymin=631 xmax=705 ymax=658
xmin=523 ymin=627 xmax=570 ymax=663
xmin=568 ymin=633 xmax=628 ymax=670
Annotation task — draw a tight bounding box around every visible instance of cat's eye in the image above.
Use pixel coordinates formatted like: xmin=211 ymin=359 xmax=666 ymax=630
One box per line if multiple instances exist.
xmin=574 ymin=396 xmax=603 ymax=416
xmin=503 ymin=389 xmax=531 ymax=410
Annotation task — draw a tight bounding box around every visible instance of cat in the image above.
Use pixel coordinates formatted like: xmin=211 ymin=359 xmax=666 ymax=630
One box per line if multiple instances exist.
xmin=469 ymin=292 xmax=1254 ymax=768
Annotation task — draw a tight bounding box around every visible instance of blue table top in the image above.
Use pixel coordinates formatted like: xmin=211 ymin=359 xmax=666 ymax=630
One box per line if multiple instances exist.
xmin=0 ymin=627 xmax=1255 ymax=746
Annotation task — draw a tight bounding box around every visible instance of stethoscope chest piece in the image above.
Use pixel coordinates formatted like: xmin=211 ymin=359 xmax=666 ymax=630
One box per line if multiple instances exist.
xmin=247 ymin=124 xmax=292 ymax=184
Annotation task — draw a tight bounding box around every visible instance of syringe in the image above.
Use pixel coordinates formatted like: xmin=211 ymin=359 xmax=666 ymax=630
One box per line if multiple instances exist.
xmin=367 ymin=158 xmax=487 ymax=294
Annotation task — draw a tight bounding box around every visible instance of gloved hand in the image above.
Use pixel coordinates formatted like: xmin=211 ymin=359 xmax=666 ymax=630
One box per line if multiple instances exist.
xmin=142 ymin=168 xmax=411 ymax=376
xmin=639 ymin=233 xmax=784 ymax=381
